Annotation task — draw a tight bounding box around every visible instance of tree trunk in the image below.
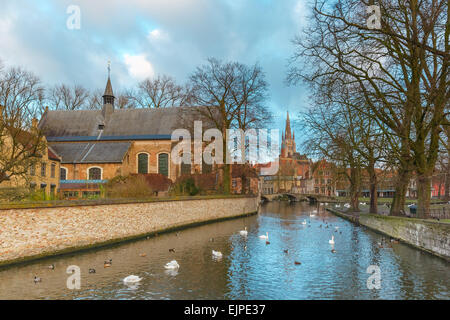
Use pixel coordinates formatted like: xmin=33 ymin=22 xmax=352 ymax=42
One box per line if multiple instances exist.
xmin=417 ymin=173 xmax=432 ymax=218
xmin=367 ymin=163 xmax=378 ymax=214
xmin=349 ymin=166 xmax=360 ymax=212
xmin=390 ymin=168 xmax=411 ymax=216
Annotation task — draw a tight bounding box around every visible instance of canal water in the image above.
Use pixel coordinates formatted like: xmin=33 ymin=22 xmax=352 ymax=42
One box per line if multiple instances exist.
xmin=0 ymin=202 xmax=448 ymax=300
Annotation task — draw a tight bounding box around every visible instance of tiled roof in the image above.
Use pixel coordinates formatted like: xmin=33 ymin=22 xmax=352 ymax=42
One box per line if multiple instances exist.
xmin=49 ymin=142 xmax=131 ymax=164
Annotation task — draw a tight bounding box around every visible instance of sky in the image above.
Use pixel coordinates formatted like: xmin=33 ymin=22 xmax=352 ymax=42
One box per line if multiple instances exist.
xmin=0 ymin=0 xmax=311 ymax=150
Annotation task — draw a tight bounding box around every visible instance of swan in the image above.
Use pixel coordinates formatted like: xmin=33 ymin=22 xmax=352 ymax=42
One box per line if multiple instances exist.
xmin=239 ymin=227 xmax=248 ymax=236
xmin=259 ymin=232 xmax=269 ymax=240
xmin=335 ymin=204 xmax=341 ymax=208
xmin=301 ymin=220 xmax=307 ymax=225
xmin=164 ymin=260 xmax=180 ymax=269
xmin=34 ymin=276 xmax=41 ymax=283
xmin=123 ymin=275 xmax=142 ymax=284
xmin=329 ymin=235 xmax=335 ymax=245
xmin=212 ymin=250 xmax=223 ymax=258
xmin=344 ymin=203 xmax=351 ymax=208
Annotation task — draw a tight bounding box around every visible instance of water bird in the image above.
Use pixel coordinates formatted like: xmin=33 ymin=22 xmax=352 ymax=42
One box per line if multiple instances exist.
xmin=34 ymin=276 xmax=41 ymax=283
xmin=344 ymin=203 xmax=351 ymax=208
xmin=239 ymin=227 xmax=248 ymax=236
xmin=165 ymin=260 xmax=180 ymax=269
xmin=331 ymin=249 xmax=336 ymax=253
xmin=212 ymin=250 xmax=223 ymax=258
xmin=89 ymin=268 xmax=96 ymax=274
xmin=104 ymin=259 xmax=112 ymax=268
xmin=390 ymin=238 xmax=399 ymax=244
xmin=48 ymin=264 xmax=55 ymax=270
xmin=139 ymin=253 xmax=147 ymax=257
xmin=329 ymin=235 xmax=335 ymax=245
xmin=294 ymin=261 xmax=301 ymax=265
xmin=209 ymin=238 xmax=214 ymax=242
xmin=259 ymin=232 xmax=269 ymax=240
xmin=301 ymin=220 xmax=307 ymax=225
xmin=169 ymin=248 xmax=175 ymax=253
xmin=266 ymin=239 xmax=270 ymax=245
xmin=123 ymin=275 xmax=142 ymax=284
xmin=283 ymin=249 xmax=289 ymax=253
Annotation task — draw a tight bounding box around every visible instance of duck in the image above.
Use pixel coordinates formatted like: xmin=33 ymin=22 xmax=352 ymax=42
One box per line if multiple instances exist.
xmin=331 ymin=249 xmax=336 ymax=253
xmin=123 ymin=275 xmax=142 ymax=284
xmin=283 ymin=249 xmax=289 ymax=254
xmin=212 ymin=250 xmax=223 ymax=258
xmin=89 ymin=268 xmax=96 ymax=274
xmin=104 ymin=259 xmax=112 ymax=268
xmin=48 ymin=264 xmax=55 ymax=270
xmin=34 ymin=276 xmax=41 ymax=283
xmin=139 ymin=253 xmax=147 ymax=257
xmin=294 ymin=261 xmax=302 ymax=265
xmin=266 ymin=239 xmax=270 ymax=245
xmin=169 ymin=248 xmax=175 ymax=253
xmin=344 ymin=203 xmax=351 ymax=208
xmin=239 ymin=227 xmax=248 ymax=236
xmin=165 ymin=260 xmax=180 ymax=269
xmin=390 ymin=238 xmax=399 ymax=244
xmin=259 ymin=232 xmax=269 ymax=240
xmin=329 ymin=235 xmax=335 ymax=245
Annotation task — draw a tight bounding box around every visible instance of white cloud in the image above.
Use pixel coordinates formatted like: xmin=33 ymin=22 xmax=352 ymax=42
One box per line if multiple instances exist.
xmin=123 ymin=54 xmax=155 ymax=80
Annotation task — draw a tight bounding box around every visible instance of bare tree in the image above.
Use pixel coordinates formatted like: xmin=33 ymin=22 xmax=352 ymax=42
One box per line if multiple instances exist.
xmin=289 ymin=0 xmax=449 ymax=217
xmin=0 ymin=66 xmax=46 ymax=184
xmin=189 ymin=58 xmax=271 ymax=193
xmin=47 ymin=84 xmax=90 ymax=111
xmin=134 ymin=74 xmax=192 ymax=108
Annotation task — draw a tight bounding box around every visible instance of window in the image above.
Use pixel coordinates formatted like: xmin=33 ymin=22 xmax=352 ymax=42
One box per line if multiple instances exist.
xmin=51 ymin=163 xmax=56 ymax=178
xmin=41 ymin=163 xmax=46 ymax=177
xmin=158 ymin=153 xmax=169 ymax=177
xmin=30 ymin=164 xmax=35 ymax=176
xmin=88 ymin=167 xmax=102 ymax=180
xmin=60 ymin=168 xmax=67 ymax=181
xmin=137 ymin=153 xmax=149 ymax=174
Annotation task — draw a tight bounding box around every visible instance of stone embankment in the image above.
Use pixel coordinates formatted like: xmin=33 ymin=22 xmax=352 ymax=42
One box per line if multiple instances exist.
xmin=0 ymin=196 xmax=258 ymax=267
xmin=327 ymin=208 xmax=450 ymax=261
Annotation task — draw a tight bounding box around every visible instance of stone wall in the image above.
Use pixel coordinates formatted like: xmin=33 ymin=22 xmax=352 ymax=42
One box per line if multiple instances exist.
xmin=359 ymin=214 xmax=450 ymax=260
xmin=0 ymin=196 xmax=258 ymax=266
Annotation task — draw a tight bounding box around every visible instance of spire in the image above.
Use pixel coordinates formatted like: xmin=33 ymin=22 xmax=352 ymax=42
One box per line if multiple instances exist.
xmin=103 ymin=60 xmax=115 ymax=106
xmin=285 ymin=111 xmax=292 ymax=139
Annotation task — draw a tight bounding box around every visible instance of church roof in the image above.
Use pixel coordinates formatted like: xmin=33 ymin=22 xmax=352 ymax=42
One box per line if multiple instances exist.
xmin=49 ymin=142 xmax=131 ymax=164
xmin=39 ymin=106 xmax=213 ymax=141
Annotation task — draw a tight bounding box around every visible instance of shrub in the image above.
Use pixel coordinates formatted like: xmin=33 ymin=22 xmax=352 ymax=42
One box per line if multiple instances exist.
xmin=104 ymin=175 xmax=154 ymax=199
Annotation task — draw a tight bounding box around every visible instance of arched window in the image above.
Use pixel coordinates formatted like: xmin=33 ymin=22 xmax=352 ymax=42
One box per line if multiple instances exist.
xmin=158 ymin=153 xmax=169 ymax=177
xmin=137 ymin=153 xmax=149 ymax=174
xmin=60 ymin=167 xmax=67 ymax=180
xmin=88 ymin=167 xmax=102 ymax=180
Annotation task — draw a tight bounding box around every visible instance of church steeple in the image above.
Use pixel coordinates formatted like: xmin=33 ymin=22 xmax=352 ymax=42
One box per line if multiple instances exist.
xmin=285 ymin=111 xmax=292 ymax=139
xmin=102 ymin=61 xmax=115 ymax=106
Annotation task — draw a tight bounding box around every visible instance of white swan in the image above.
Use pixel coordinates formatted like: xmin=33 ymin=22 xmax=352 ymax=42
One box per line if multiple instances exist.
xmin=164 ymin=260 xmax=180 ymax=269
xmin=259 ymin=232 xmax=269 ymax=240
xmin=344 ymin=203 xmax=351 ymax=208
xmin=123 ymin=275 xmax=142 ymax=283
xmin=212 ymin=250 xmax=223 ymax=258
xmin=239 ymin=227 xmax=248 ymax=236
xmin=301 ymin=220 xmax=307 ymax=225
xmin=329 ymin=235 xmax=335 ymax=245
xmin=335 ymin=204 xmax=341 ymax=208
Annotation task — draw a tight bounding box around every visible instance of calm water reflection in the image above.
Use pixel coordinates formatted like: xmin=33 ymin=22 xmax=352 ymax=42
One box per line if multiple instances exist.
xmin=0 ymin=202 xmax=448 ymax=300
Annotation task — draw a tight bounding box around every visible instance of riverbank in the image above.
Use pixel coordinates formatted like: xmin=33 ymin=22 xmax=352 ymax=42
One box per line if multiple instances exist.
xmin=326 ymin=207 xmax=450 ymax=261
xmin=0 ymin=196 xmax=259 ymax=267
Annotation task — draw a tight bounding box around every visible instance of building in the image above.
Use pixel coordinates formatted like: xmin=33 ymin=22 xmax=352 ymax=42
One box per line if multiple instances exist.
xmin=38 ymin=72 xmax=212 ymax=198
xmin=0 ymin=118 xmax=61 ymax=198
xmin=311 ymin=160 xmax=336 ymax=196
xmin=260 ymin=112 xmax=313 ymax=194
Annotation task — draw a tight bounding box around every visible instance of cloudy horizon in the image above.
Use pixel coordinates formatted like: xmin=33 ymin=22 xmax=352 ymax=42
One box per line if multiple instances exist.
xmin=0 ymin=0 xmax=311 ymax=149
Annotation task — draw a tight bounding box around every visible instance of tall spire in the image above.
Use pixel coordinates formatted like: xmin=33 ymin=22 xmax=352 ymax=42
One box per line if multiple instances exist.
xmin=285 ymin=111 xmax=292 ymax=139
xmin=103 ymin=60 xmax=115 ymax=106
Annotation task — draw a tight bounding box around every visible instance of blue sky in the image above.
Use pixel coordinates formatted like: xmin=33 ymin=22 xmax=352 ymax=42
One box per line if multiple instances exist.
xmin=0 ymin=0 xmax=310 ymax=150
